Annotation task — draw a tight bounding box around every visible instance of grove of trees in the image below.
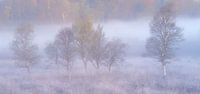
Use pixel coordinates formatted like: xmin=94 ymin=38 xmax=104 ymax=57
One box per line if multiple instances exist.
xmin=44 ymin=19 xmax=125 ymax=71
xmin=9 ymin=1 xmax=185 ymax=78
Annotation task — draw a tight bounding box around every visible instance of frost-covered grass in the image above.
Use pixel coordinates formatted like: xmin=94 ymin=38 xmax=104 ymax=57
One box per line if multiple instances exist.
xmin=0 ymin=57 xmax=199 ymax=94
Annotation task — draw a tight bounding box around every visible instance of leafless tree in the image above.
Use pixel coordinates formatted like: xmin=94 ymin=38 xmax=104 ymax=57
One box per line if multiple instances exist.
xmin=55 ymin=27 xmax=76 ymax=70
xmin=88 ymin=25 xmax=106 ymax=69
xmin=11 ymin=24 xmax=39 ymax=72
xmin=146 ymin=3 xmax=183 ymax=78
xmin=105 ymin=39 xmax=125 ymax=72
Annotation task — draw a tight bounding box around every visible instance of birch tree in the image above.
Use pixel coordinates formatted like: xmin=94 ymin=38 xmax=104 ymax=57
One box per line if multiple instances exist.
xmin=11 ymin=24 xmax=39 ymax=72
xmin=88 ymin=25 xmax=106 ymax=69
xmin=55 ymin=28 xmax=76 ymax=70
xmin=72 ymin=15 xmax=94 ymax=70
xmin=146 ymin=3 xmax=183 ymax=78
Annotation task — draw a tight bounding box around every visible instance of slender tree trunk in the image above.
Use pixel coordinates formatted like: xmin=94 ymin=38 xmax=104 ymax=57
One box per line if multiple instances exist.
xmin=55 ymin=54 xmax=58 ymax=64
xmin=162 ymin=64 xmax=167 ymax=78
xmin=96 ymin=61 xmax=100 ymax=69
xmin=24 ymin=66 xmax=32 ymax=82
xmin=108 ymin=63 xmax=112 ymax=72
xmin=83 ymin=59 xmax=87 ymax=71
xmin=25 ymin=62 xmax=31 ymax=73
xmin=91 ymin=61 xmax=96 ymax=69
xmin=62 ymin=13 xmax=65 ymax=23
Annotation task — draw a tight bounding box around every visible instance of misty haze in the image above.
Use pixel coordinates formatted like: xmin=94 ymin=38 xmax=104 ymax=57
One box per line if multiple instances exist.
xmin=0 ymin=0 xmax=200 ymax=94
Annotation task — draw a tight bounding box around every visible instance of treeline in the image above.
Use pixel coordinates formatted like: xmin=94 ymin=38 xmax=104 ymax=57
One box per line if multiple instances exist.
xmin=0 ymin=0 xmax=199 ymax=23
xmin=0 ymin=0 xmax=155 ymax=23
xmin=11 ymin=15 xmax=125 ymax=72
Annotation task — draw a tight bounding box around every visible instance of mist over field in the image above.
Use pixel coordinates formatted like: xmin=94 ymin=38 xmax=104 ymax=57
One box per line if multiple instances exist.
xmin=1 ymin=17 xmax=200 ymax=58
xmin=0 ymin=0 xmax=200 ymax=94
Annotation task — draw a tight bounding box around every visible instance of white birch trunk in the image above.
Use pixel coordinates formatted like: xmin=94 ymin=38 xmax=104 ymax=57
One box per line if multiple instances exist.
xmin=163 ymin=64 xmax=167 ymax=78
